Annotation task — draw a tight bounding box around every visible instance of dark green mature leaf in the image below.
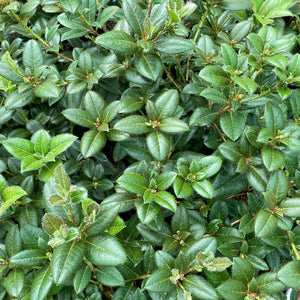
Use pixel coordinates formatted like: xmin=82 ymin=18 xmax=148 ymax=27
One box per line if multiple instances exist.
xmin=257 ymin=272 xmax=285 ymax=294
xmin=183 ymin=275 xmax=218 ymax=300
xmin=34 ymin=80 xmax=59 ymax=98
xmin=10 ymin=250 xmax=46 ymax=267
xmin=5 ymin=225 xmax=21 ymax=257
xmin=154 ymin=191 xmax=177 ymax=212
xmin=52 ymin=241 xmax=85 ymax=284
xmin=123 ymin=0 xmax=144 ymax=36
xmin=96 ymin=30 xmax=139 ymax=53
xmin=255 ymin=210 xmax=277 ymax=237
xmin=278 ymin=261 xmax=300 ymax=290
xmin=117 ymin=173 xmax=148 ymax=194
xmin=0 ymin=62 xmax=23 ymax=82
xmin=135 ymin=53 xmax=162 ymax=81
xmin=31 ymin=266 xmax=53 ymax=300
xmin=155 ymin=37 xmax=195 ymax=54
xmin=262 ymin=145 xmax=284 ymax=171
xmin=173 ymin=177 xmax=193 ymax=198
xmin=5 ymin=89 xmax=35 ymax=110
xmin=4 ymin=269 xmax=24 ymax=297
xmin=81 ymin=130 xmax=107 ymax=158
xmin=146 ymin=131 xmax=170 ymax=160
xmin=217 ymin=279 xmax=247 ymax=300
xmin=86 ymin=234 xmax=127 ymax=266
xmin=95 ymin=267 xmax=124 ymax=286
xmin=200 ymin=66 xmax=230 ymax=86
xmin=280 ymin=198 xmax=300 ymax=217
xmin=73 ymin=265 xmax=92 ymax=294
xmin=114 ymin=115 xmax=151 ymax=134
xmin=159 ymin=117 xmax=189 ymax=134
xmin=190 ymin=108 xmax=218 ymax=127
xmin=145 ymin=269 xmax=173 ymax=292
xmin=232 ymin=258 xmax=254 ymax=283
xmin=192 ymin=180 xmax=214 ymax=199
xmin=23 ymin=40 xmax=44 ymax=70
xmin=62 ymin=109 xmax=95 ymax=128
xmin=220 ymin=111 xmax=247 ymax=141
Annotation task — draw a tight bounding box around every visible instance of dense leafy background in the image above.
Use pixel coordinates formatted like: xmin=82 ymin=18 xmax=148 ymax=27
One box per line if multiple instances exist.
xmin=0 ymin=0 xmax=300 ymax=299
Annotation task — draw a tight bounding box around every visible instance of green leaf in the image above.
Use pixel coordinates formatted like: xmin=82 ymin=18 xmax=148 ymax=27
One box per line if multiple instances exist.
xmin=155 ymin=37 xmax=195 ymax=54
xmin=54 ymin=164 xmax=70 ymax=192
xmin=218 ymin=142 xmax=241 ymax=162
xmin=247 ymin=166 xmax=268 ymax=192
xmin=257 ymin=272 xmax=285 ymax=294
xmin=264 ymin=102 xmax=284 ymax=131
xmin=232 ymin=257 xmax=254 ymax=283
xmin=156 ymin=171 xmax=177 ymax=191
xmin=10 ymin=249 xmax=46 ymax=267
xmin=183 ymin=275 xmax=218 ymax=300
xmin=154 ymin=191 xmax=177 ymax=212
xmin=5 ymin=89 xmax=35 ymax=110
xmin=134 ymin=53 xmax=162 ymax=81
xmin=5 ymin=225 xmax=21 ymax=257
xmin=84 ymin=91 xmax=105 ymax=121
xmin=197 ymin=156 xmax=222 ymax=178
xmin=2 ymin=138 xmax=34 ymax=159
xmin=123 ymin=0 xmax=144 ymax=36
xmin=114 ymin=115 xmax=151 ymax=134
xmin=267 ymin=170 xmax=288 ymax=201
xmin=173 ymin=177 xmax=193 ymax=198
xmin=60 ymin=0 xmax=80 ymax=13
xmin=146 ymin=131 xmax=170 ymax=160
xmin=159 ymin=117 xmax=189 ymax=134
xmin=208 ymin=257 xmax=233 ymax=272
xmin=190 ymin=108 xmax=219 ymax=127
xmin=0 ymin=62 xmax=23 ymax=82
xmin=220 ymin=111 xmax=247 ymax=141
xmin=81 ymin=130 xmax=107 ymax=158
xmin=42 ymin=213 xmax=64 ymax=235
xmin=34 ymin=80 xmax=59 ymax=98
xmin=221 ymin=44 xmax=237 ymax=68
xmin=255 ymin=210 xmax=277 ymax=237
xmin=23 ymin=40 xmax=44 ymax=71
xmin=4 ymin=269 xmax=24 ymax=297
xmin=247 ymin=33 xmax=264 ymax=53
xmin=218 ymin=0 xmax=252 ymax=10
xmin=233 ymin=77 xmax=257 ymax=94
xmin=145 ymin=269 xmax=173 ymax=292
xmin=52 ymin=241 xmax=85 ymax=284
xmin=280 ymin=198 xmax=300 ymax=217
xmin=85 ymin=202 xmax=120 ymax=236
xmin=200 ymin=88 xmax=228 ymax=105
xmin=192 ymin=180 xmax=214 ymax=199
xmin=32 ymin=129 xmax=49 ymax=156
xmin=156 ymin=89 xmax=179 ymax=119
xmin=86 ymin=234 xmax=127 ymax=266
xmin=108 ymin=216 xmax=126 ymax=235
xmin=200 ymin=66 xmax=230 ymax=86
xmin=264 ymin=55 xmax=288 ymax=70
xmin=278 ymin=261 xmax=300 ymax=290
xmin=95 ymin=267 xmax=124 ymax=286
xmin=21 ymin=155 xmax=44 ymax=172
xmin=49 ymin=134 xmax=77 ymax=156
xmin=136 ymin=201 xmax=160 ymax=224
xmin=186 ymin=237 xmax=217 ymax=258
xmin=262 ymin=145 xmax=284 ymax=171
xmin=62 ymin=108 xmax=95 ymax=128
xmin=31 ymin=266 xmax=53 ymax=300
xmin=0 ymin=186 xmax=27 ymax=216
xmin=73 ymin=265 xmax=92 ymax=294
xmin=117 ymin=173 xmax=148 ymax=194
xmin=96 ymin=30 xmax=139 ymax=53
xmin=217 ymin=279 xmax=247 ymax=300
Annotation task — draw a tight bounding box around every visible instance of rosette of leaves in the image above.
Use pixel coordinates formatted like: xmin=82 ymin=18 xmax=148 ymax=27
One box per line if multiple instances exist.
xmin=62 ymin=91 xmax=127 ymax=158
xmin=115 ymin=89 xmax=189 ymax=161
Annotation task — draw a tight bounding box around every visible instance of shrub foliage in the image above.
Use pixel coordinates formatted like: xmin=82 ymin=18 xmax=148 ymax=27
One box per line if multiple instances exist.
xmin=0 ymin=0 xmax=300 ymax=299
